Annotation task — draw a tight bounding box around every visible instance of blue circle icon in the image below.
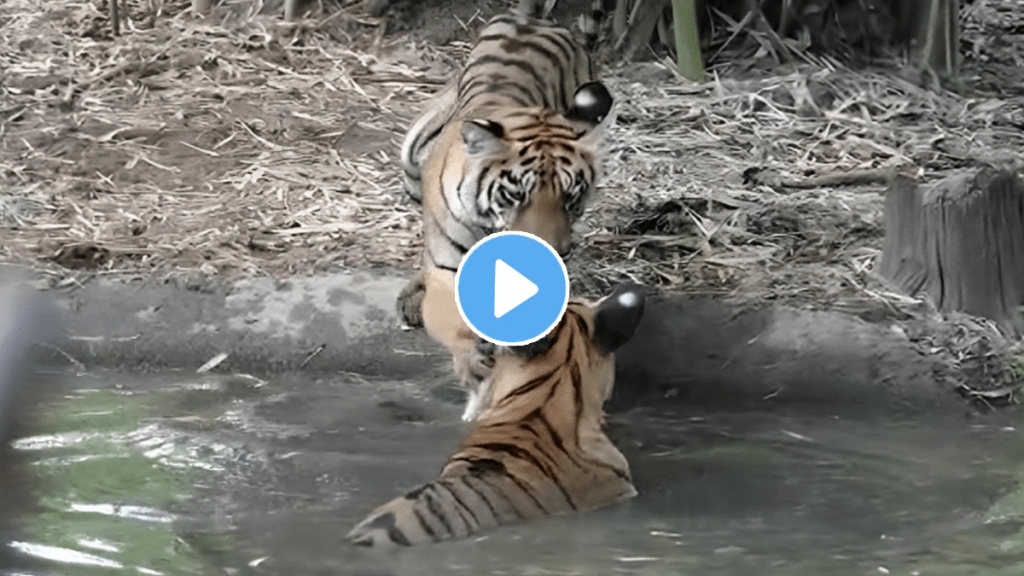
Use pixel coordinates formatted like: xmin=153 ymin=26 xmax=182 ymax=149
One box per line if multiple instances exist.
xmin=455 ymin=231 xmax=570 ymax=347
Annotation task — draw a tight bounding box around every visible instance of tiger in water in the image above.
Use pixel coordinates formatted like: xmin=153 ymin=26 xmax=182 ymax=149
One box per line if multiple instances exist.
xmin=348 ymin=283 xmax=646 ymax=547
xmin=394 ymin=3 xmax=615 ymax=420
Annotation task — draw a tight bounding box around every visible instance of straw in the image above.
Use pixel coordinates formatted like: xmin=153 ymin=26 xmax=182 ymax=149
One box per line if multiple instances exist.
xmin=1 ymin=0 xmax=1021 ymax=320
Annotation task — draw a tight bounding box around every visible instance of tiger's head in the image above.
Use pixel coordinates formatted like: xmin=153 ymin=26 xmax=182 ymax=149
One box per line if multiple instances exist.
xmin=456 ymin=82 xmax=615 ymax=257
xmin=483 ymin=282 xmax=647 ymax=421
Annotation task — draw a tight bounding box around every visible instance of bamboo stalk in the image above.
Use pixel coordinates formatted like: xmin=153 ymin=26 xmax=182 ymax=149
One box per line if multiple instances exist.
xmin=670 ymin=0 xmax=705 ymax=82
xmin=612 ymin=0 xmax=630 ymax=44
xmin=110 ymin=0 xmax=120 ymax=36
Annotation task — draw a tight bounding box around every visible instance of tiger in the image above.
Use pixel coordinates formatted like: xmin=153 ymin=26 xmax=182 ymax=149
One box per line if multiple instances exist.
xmin=395 ymin=5 xmax=615 ymax=331
xmin=393 ymin=7 xmax=615 ymax=422
xmin=347 ymin=282 xmax=646 ymax=548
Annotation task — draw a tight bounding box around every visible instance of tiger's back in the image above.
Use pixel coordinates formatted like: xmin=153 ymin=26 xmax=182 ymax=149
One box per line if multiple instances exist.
xmin=347 ymin=283 xmax=647 ymax=548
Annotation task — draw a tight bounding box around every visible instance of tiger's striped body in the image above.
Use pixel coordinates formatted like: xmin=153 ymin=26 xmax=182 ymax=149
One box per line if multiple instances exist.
xmin=348 ymin=284 xmax=646 ymax=548
xmin=395 ymin=10 xmax=615 ymax=422
xmin=396 ymin=10 xmax=615 ymax=329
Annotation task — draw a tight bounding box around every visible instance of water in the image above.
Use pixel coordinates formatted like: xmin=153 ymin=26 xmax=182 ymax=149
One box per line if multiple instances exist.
xmin=2 ymin=368 xmax=1022 ymax=576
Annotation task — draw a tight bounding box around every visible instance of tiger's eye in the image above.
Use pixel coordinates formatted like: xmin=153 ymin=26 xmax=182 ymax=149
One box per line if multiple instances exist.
xmin=507 ymin=185 xmax=525 ymax=202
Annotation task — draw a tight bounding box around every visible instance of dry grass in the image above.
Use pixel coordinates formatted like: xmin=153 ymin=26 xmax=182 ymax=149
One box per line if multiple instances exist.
xmin=576 ymin=44 xmax=1024 ymax=307
xmin=2 ymin=0 xmax=1023 ymax=314
xmin=1 ymin=0 xmax=432 ymax=277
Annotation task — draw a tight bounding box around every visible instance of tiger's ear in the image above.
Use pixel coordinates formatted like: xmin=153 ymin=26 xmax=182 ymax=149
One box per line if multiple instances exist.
xmin=461 ymin=119 xmax=506 ymax=156
xmin=591 ymin=283 xmax=646 ymax=354
xmin=567 ymin=82 xmax=614 ymax=126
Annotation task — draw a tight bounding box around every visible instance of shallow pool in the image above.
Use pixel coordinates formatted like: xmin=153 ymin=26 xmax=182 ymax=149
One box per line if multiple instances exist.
xmin=2 ymin=368 xmax=1022 ymax=576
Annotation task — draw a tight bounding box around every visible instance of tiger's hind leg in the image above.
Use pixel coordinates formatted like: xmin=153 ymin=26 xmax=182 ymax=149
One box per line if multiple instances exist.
xmin=396 ymin=271 xmax=426 ymax=328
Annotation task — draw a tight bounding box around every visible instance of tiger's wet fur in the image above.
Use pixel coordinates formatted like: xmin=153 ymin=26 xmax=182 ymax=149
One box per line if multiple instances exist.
xmin=348 ymin=283 xmax=646 ymax=547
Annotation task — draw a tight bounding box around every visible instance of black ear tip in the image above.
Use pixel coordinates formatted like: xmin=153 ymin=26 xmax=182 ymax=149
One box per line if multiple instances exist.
xmin=569 ymin=82 xmax=614 ymax=125
xmin=579 ymin=81 xmax=613 ymax=103
xmin=592 ymin=282 xmax=648 ymax=354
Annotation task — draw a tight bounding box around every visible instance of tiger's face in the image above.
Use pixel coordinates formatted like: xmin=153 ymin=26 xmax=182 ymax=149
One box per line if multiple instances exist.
xmin=458 ymin=82 xmax=614 ymax=257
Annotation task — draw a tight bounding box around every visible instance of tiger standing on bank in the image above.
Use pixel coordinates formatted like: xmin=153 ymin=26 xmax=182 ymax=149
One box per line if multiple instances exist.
xmin=395 ymin=3 xmax=616 ymax=420
xmin=348 ymin=283 xmax=646 ymax=547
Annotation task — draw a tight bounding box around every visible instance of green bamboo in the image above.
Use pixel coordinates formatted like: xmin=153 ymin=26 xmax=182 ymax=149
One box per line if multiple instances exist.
xmin=670 ymin=0 xmax=706 ymax=82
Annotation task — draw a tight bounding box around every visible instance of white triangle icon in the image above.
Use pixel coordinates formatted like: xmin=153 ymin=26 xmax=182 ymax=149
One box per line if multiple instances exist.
xmin=494 ymin=259 xmax=539 ymax=319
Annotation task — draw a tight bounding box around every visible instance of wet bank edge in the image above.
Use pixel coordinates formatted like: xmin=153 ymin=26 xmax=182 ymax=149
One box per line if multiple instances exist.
xmin=0 ymin=263 xmax=1006 ymax=416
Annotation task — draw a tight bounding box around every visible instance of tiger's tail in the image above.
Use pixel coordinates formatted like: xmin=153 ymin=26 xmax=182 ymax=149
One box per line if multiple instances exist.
xmin=346 ymin=462 xmax=554 ymax=548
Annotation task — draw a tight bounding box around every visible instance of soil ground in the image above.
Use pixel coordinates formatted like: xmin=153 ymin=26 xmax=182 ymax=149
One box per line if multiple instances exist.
xmin=2 ymin=0 xmax=1023 ymax=317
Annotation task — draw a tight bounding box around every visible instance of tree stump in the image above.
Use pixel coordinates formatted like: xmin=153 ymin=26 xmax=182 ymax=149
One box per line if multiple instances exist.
xmin=878 ymin=168 xmax=1024 ymax=336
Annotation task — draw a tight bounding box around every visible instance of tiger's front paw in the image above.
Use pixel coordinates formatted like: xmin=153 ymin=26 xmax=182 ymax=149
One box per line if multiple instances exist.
xmin=396 ymin=272 xmax=426 ymax=328
xmin=461 ymin=389 xmax=483 ymax=422
xmin=453 ymin=341 xmax=497 ymax=422
xmin=467 ymin=338 xmax=497 ymax=385
xmin=467 ymin=336 xmax=549 ymax=377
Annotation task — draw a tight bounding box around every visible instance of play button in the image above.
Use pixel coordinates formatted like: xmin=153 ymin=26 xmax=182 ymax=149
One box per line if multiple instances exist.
xmin=493 ymin=260 xmax=538 ymax=319
xmin=456 ymin=231 xmax=570 ymax=347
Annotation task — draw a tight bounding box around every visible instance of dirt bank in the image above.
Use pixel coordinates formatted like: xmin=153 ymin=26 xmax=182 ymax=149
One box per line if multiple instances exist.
xmin=0 ymin=263 xmax=1011 ymax=416
xmin=3 ymin=0 xmax=1023 ymax=308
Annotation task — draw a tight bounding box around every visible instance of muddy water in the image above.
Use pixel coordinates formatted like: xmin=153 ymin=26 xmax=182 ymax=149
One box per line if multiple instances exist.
xmin=2 ymin=369 xmax=1022 ymax=576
